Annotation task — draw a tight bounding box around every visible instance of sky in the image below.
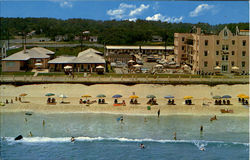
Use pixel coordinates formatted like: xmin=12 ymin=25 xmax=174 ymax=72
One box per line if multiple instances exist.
xmin=0 ymin=0 xmax=249 ymax=25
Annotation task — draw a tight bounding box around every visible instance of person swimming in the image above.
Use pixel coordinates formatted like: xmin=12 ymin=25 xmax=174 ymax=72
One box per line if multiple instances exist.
xmin=140 ymin=143 xmax=145 ymax=149
xmin=174 ymin=132 xmax=177 ymax=140
xmin=71 ymin=137 xmax=75 ymax=142
xmin=200 ymin=147 xmax=205 ymax=151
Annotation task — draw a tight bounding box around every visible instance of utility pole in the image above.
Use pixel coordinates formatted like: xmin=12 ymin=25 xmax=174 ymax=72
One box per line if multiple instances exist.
xmin=164 ymin=34 xmax=168 ymax=59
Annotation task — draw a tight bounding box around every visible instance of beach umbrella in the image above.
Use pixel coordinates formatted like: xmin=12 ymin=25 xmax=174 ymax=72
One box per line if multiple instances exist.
xmin=129 ymin=95 xmax=139 ymax=99
xmin=59 ymin=94 xmax=68 ymax=102
xmin=222 ymin=95 xmax=232 ymax=99
xmin=146 ymin=95 xmax=156 ymax=99
xmin=213 ymin=95 xmax=221 ymax=99
xmin=133 ymin=64 xmax=142 ymax=68
xmin=96 ymin=65 xmax=104 ymax=69
xmin=19 ymin=93 xmax=27 ymax=97
xmin=164 ymin=95 xmax=175 ymax=99
xmin=128 ymin=60 xmax=135 ymax=63
xmin=96 ymin=94 xmax=106 ymax=98
xmin=237 ymin=94 xmax=246 ymax=98
xmin=82 ymin=95 xmax=91 ymax=100
xmin=64 ymin=65 xmax=72 ymax=69
xmin=184 ymin=96 xmax=193 ymax=99
xmin=45 ymin=93 xmax=55 ymax=97
xmin=112 ymin=94 xmax=122 ymax=98
xmin=242 ymin=95 xmax=249 ymax=99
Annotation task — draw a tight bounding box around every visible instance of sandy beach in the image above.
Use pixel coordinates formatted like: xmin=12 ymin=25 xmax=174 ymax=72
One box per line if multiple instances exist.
xmin=0 ymin=84 xmax=249 ymax=116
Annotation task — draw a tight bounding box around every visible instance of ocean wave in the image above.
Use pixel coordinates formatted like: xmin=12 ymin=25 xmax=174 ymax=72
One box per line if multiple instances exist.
xmin=2 ymin=136 xmax=249 ymax=146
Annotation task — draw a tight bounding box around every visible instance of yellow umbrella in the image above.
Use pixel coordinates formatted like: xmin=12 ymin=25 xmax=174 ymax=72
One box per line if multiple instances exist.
xmin=82 ymin=95 xmax=91 ymax=99
xmin=184 ymin=96 xmax=193 ymax=99
xmin=19 ymin=93 xmax=27 ymax=97
xmin=237 ymin=94 xmax=246 ymax=98
xmin=129 ymin=95 xmax=139 ymax=99
xmin=242 ymin=95 xmax=249 ymax=99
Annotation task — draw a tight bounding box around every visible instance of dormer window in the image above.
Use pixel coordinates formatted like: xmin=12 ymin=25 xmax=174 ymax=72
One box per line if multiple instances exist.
xmin=224 ymin=30 xmax=228 ymax=37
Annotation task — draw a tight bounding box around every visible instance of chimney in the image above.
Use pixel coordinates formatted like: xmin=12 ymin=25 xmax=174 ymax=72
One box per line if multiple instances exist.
xmin=196 ymin=28 xmax=201 ymax=35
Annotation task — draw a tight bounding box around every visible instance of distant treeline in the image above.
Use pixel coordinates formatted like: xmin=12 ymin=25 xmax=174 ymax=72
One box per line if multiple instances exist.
xmin=0 ymin=17 xmax=249 ymax=45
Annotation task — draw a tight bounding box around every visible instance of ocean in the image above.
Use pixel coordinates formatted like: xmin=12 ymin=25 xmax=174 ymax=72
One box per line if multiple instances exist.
xmin=0 ymin=112 xmax=249 ymax=160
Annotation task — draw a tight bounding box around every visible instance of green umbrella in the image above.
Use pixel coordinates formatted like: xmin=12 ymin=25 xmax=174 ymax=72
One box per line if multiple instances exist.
xmin=146 ymin=95 xmax=156 ymax=99
xmin=45 ymin=93 xmax=55 ymax=97
xmin=213 ymin=95 xmax=221 ymax=99
xmin=97 ymin=94 xmax=106 ymax=98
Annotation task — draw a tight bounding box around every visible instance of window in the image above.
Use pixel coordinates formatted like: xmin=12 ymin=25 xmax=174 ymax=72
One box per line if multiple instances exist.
xmin=205 ymin=40 xmax=208 ymax=46
xmin=232 ymin=51 xmax=235 ymax=55
xmin=242 ymin=61 xmax=245 ymax=67
xmin=216 ymin=61 xmax=219 ymax=66
xmin=222 ymin=55 xmax=228 ymax=61
xmin=242 ymin=51 xmax=246 ymax=56
xmin=232 ymin=40 xmax=235 ymax=45
xmin=204 ymin=51 xmax=208 ymax=56
xmin=6 ymin=62 xmax=15 ymax=67
xmin=204 ymin=61 xmax=208 ymax=67
xmin=222 ymin=45 xmax=229 ymax=51
xmin=216 ymin=51 xmax=219 ymax=55
xmin=182 ymin=37 xmax=185 ymax=41
xmin=231 ymin=61 xmax=234 ymax=66
xmin=224 ymin=30 xmax=228 ymax=37
xmin=216 ymin=40 xmax=219 ymax=45
xmin=243 ymin=40 xmax=246 ymax=46
xmin=182 ymin=46 xmax=185 ymax=50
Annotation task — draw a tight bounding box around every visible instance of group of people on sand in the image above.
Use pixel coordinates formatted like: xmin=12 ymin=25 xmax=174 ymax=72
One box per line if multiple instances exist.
xmin=79 ymin=99 xmax=96 ymax=104
xmin=214 ymin=99 xmax=231 ymax=105
xmin=47 ymin=98 xmax=56 ymax=104
xmin=239 ymin=98 xmax=249 ymax=105
xmin=98 ymin=99 xmax=106 ymax=104
xmin=130 ymin=99 xmax=139 ymax=104
xmin=147 ymin=98 xmax=158 ymax=105
xmin=185 ymin=99 xmax=192 ymax=105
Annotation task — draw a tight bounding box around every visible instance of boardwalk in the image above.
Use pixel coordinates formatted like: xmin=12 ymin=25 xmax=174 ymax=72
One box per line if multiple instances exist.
xmin=1 ymin=75 xmax=248 ymax=85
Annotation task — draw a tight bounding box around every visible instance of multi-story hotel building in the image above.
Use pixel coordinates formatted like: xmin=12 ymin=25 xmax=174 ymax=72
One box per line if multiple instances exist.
xmin=174 ymin=26 xmax=249 ymax=75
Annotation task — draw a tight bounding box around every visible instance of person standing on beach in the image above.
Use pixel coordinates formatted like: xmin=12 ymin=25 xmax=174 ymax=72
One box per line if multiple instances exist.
xmin=174 ymin=132 xmax=177 ymax=140
xmin=29 ymin=131 xmax=33 ymax=137
xmin=200 ymin=125 xmax=203 ymax=133
xmin=157 ymin=109 xmax=160 ymax=118
xmin=43 ymin=120 xmax=45 ymax=126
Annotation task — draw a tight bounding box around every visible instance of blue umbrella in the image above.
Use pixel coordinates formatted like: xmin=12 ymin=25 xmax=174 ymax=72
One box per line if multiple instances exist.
xmin=222 ymin=95 xmax=232 ymax=99
xmin=112 ymin=94 xmax=122 ymax=98
xmin=164 ymin=95 xmax=175 ymax=99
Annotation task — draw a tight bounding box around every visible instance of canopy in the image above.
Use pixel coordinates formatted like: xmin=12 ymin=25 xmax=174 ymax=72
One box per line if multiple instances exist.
xmin=64 ymin=65 xmax=72 ymax=69
xmin=59 ymin=94 xmax=68 ymax=98
xmin=214 ymin=66 xmax=221 ymax=70
xmin=96 ymin=94 xmax=106 ymax=98
xmin=184 ymin=96 xmax=193 ymax=99
xmin=45 ymin=93 xmax=55 ymax=97
xmin=164 ymin=95 xmax=174 ymax=99
xmin=222 ymin=95 xmax=232 ymax=99
xmin=129 ymin=95 xmax=139 ymax=99
xmin=146 ymin=95 xmax=156 ymax=99
xmin=213 ymin=95 xmax=221 ymax=99
xmin=96 ymin=65 xmax=104 ymax=69
xmin=82 ymin=95 xmax=91 ymax=98
xmin=35 ymin=63 xmax=42 ymax=66
xmin=19 ymin=93 xmax=27 ymax=97
xmin=112 ymin=94 xmax=122 ymax=98
xmin=237 ymin=94 xmax=246 ymax=98
xmin=128 ymin=60 xmax=135 ymax=63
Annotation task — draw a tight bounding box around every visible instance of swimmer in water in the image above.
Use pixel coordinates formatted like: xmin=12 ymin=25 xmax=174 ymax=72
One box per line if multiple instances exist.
xmin=200 ymin=147 xmax=205 ymax=151
xmin=43 ymin=120 xmax=45 ymax=126
xmin=140 ymin=143 xmax=145 ymax=149
xmin=174 ymin=132 xmax=177 ymax=140
xmin=71 ymin=137 xmax=75 ymax=142
xmin=29 ymin=131 xmax=33 ymax=137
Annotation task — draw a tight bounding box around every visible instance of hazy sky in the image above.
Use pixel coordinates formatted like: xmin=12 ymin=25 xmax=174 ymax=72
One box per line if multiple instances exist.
xmin=1 ymin=1 xmax=249 ymax=24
